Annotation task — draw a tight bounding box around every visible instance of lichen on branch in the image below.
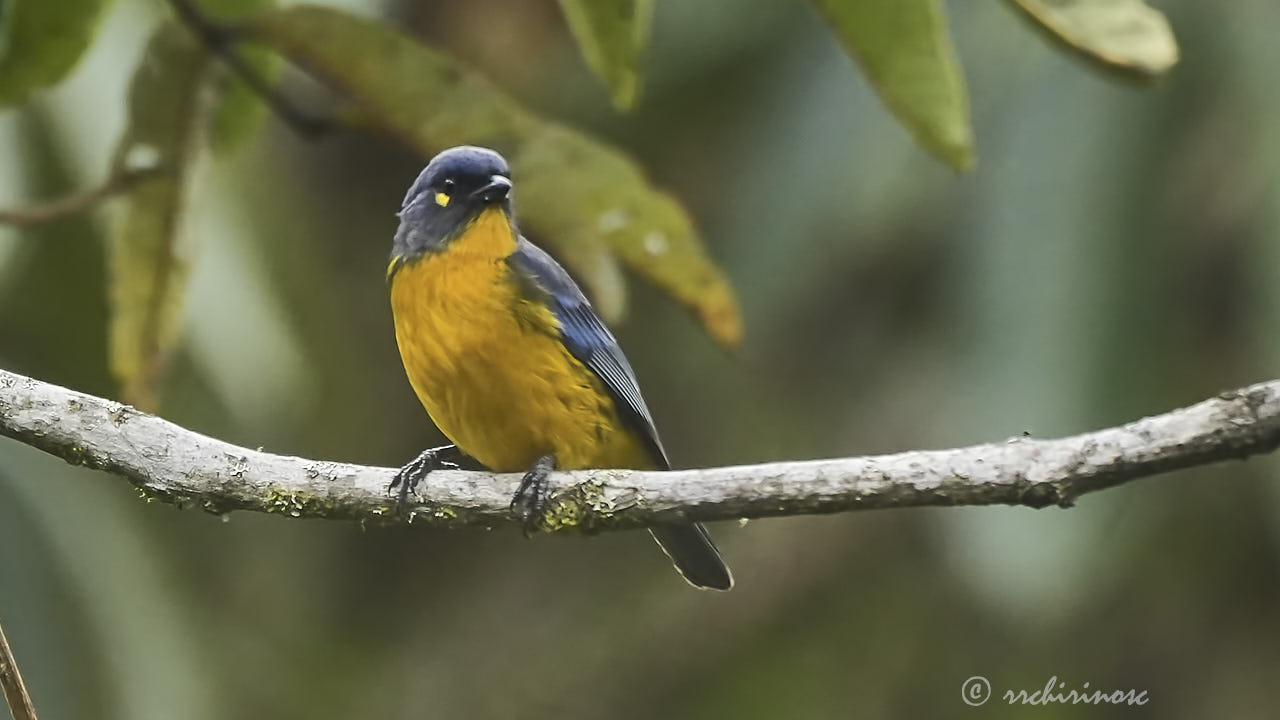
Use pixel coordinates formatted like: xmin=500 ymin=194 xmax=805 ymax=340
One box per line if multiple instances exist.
xmin=2 ymin=368 xmax=1279 ymax=533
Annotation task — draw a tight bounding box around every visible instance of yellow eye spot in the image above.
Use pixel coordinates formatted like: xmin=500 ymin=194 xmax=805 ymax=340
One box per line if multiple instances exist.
xmin=435 ymin=192 xmax=450 ymax=207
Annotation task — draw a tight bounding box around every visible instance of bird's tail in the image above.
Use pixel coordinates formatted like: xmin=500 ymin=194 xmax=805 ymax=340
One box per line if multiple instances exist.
xmin=649 ymin=523 xmax=733 ymax=590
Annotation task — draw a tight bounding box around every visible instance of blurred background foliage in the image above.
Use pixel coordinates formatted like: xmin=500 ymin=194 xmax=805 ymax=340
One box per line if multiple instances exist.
xmin=2 ymin=0 xmax=1279 ymax=718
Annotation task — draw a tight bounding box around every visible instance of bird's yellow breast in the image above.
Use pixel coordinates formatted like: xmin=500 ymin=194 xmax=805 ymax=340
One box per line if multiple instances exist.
xmin=389 ymin=209 xmax=652 ymax=472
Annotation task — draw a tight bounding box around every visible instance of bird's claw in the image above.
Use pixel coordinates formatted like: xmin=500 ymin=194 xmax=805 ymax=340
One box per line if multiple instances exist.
xmin=510 ymin=455 xmax=554 ymax=537
xmin=389 ymin=447 xmax=460 ymax=513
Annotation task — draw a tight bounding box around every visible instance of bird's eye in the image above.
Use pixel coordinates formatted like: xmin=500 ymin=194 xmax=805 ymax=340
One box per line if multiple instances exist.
xmin=435 ymin=178 xmax=455 ymax=207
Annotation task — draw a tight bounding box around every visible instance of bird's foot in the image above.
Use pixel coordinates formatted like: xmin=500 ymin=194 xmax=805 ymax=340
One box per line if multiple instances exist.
xmin=510 ymin=454 xmax=555 ymax=537
xmin=388 ymin=445 xmax=462 ymax=513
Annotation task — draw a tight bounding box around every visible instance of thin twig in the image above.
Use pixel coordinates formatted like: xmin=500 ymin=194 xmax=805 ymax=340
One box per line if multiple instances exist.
xmin=166 ymin=0 xmax=331 ymax=139
xmin=0 ymin=615 xmax=37 ymax=720
xmin=2 ymin=367 xmax=1279 ymax=532
xmin=0 ymin=167 xmax=163 ymax=227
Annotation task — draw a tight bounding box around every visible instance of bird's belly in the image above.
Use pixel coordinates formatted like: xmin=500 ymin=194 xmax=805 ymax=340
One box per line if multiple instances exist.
xmin=390 ymin=257 xmax=650 ymax=472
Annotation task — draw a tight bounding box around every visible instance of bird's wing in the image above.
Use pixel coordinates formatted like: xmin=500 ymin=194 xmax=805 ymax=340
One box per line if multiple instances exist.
xmin=507 ymin=237 xmax=670 ymax=470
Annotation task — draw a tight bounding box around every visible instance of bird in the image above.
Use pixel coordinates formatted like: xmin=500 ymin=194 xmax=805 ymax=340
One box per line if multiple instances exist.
xmin=385 ymin=145 xmax=732 ymax=590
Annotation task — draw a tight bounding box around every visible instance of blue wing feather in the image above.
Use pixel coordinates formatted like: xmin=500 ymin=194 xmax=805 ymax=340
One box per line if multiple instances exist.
xmin=507 ymin=238 xmax=670 ymax=469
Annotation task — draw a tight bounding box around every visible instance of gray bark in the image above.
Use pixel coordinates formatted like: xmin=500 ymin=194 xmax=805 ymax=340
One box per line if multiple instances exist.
xmin=2 ymin=368 xmax=1278 ymax=532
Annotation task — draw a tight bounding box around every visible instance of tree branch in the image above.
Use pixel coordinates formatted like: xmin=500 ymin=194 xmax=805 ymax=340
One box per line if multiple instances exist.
xmin=1 ymin=367 xmax=1278 ymax=532
xmin=0 ymin=167 xmax=163 ymax=227
xmin=0 ymin=614 xmax=38 ymax=720
xmin=166 ymin=0 xmax=331 ymax=139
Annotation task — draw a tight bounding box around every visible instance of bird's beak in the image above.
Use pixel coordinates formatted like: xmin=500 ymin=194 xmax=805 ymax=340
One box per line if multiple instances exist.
xmin=471 ymin=175 xmax=512 ymax=203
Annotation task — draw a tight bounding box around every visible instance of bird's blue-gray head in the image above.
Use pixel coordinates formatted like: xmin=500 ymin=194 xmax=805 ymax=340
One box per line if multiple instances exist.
xmin=393 ymin=146 xmax=513 ymax=258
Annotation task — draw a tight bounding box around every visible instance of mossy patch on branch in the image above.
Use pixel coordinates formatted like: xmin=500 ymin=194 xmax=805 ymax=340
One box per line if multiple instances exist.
xmin=533 ymin=479 xmax=645 ymax=534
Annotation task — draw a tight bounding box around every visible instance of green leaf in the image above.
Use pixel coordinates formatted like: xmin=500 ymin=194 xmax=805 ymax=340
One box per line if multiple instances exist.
xmin=247 ymin=5 xmax=742 ymax=347
xmin=106 ymin=22 xmax=212 ymax=409
xmin=198 ymin=0 xmax=280 ymax=153
xmin=0 ymin=1 xmax=15 ymax=58
xmin=207 ymin=43 xmax=278 ymax=153
xmin=511 ymin=124 xmax=741 ymax=339
xmin=556 ymin=0 xmax=655 ymax=111
xmin=0 ymin=0 xmax=114 ymax=107
xmin=1008 ymin=0 xmax=1179 ymax=77
xmin=815 ymin=0 xmax=975 ymax=171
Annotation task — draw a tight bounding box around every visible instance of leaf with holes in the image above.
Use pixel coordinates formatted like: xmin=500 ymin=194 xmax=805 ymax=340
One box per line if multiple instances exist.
xmin=557 ymin=0 xmax=654 ymax=111
xmin=815 ymin=0 xmax=974 ymax=171
xmin=106 ymin=22 xmax=212 ymax=409
xmin=246 ymin=5 xmax=741 ymax=346
xmin=1008 ymin=0 xmax=1178 ymax=77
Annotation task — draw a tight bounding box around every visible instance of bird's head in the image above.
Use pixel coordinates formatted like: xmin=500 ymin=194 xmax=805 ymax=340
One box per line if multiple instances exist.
xmin=392 ymin=145 xmax=513 ymax=258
